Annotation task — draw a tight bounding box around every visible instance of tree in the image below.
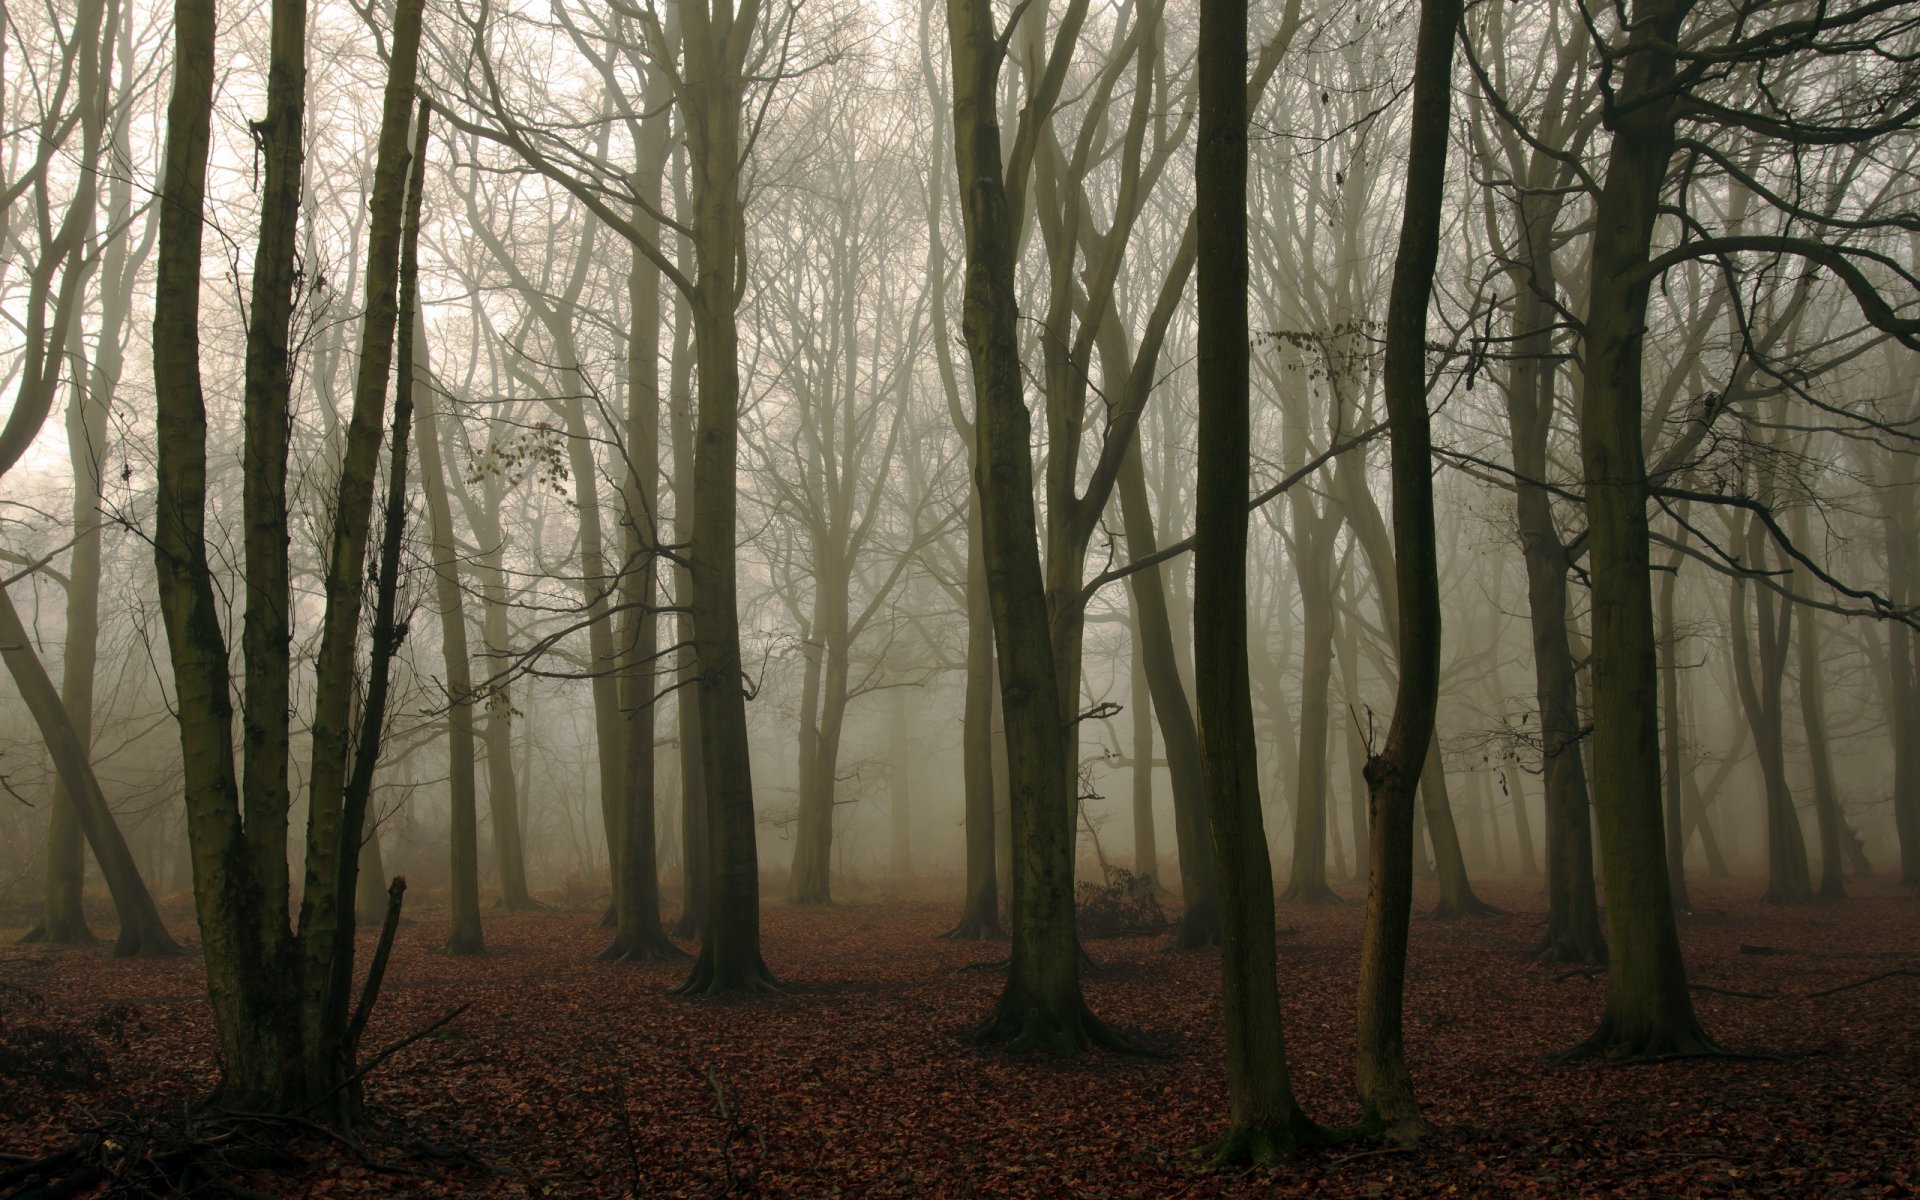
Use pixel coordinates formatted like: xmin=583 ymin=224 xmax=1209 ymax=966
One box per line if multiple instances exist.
xmin=150 ymin=0 xmax=429 ymax=1108
xmin=945 ymin=0 xmax=1119 ymax=1050
xmin=1353 ymin=0 xmax=1463 ymax=1140
xmin=1190 ymin=0 xmax=1315 ymax=1157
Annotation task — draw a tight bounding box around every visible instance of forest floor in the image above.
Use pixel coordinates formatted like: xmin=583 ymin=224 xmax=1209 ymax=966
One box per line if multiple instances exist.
xmin=2 ymin=877 xmax=1917 ymax=1198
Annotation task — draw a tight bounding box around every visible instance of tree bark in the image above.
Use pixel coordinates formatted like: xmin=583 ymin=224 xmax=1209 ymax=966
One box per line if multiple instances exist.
xmin=413 ymin=324 xmax=487 ymax=956
xmin=1115 ymin=439 xmax=1219 ymax=944
xmin=672 ymin=0 xmax=776 ymax=995
xmin=1353 ymin=0 xmax=1459 ymax=1138
xmin=948 ymin=0 xmax=1115 ymax=1050
xmin=0 ymin=584 xmax=179 ymax=956
xmin=1193 ymin=0 xmax=1316 ymax=1159
xmin=1569 ymin=0 xmax=1714 ymax=1059
xmin=943 ymin=502 xmax=1004 ymax=939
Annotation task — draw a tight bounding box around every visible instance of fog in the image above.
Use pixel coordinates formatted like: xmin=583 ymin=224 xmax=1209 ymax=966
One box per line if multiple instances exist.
xmin=0 ymin=0 xmax=1916 ymax=1179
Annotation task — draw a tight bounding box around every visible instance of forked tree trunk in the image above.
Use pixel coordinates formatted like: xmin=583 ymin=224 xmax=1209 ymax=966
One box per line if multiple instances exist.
xmin=948 ymin=0 xmax=1116 ymax=1050
xmin=150 ymin=0 xmax=429 ymax=1109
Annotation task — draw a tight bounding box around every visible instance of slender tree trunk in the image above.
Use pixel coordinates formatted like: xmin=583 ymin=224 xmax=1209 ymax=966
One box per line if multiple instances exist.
xmin=1788 ymin=506 xmax=1845 ymax=899
xmin=1193 ymin=0 xmax=1314 ymax=1155
xmin=1128 ymin=608 xmax=1159 ymax=889
xmin=0 ymin=585 xmax=179 ymax=956
xmin=1354 ymin=0 xmax=1459 ymax=1137
xmin=1283 ymin=529 xmax=1340 ymax=903
xmin=1504 ymin=239 xmax=1604 ymax=956
xmin=603 ymin=114 xmax=683 ymax=957
xmin=1657 ymin=545 xmax=1692 ymax=913
xmin=1116 ymin=438 xmax=1219 ymax=944
xmin=1729 ymin=519 xmax=1813 ymax=905
xmin=944 ymin=503 xmax=1003 ymax=938
xmin=413 ymin=319 xmax=487 ymax=956
xmin=890 ymin=688 xmax=913 ymax=878
xmin=669 ymin=317 xmax=710 ymax=940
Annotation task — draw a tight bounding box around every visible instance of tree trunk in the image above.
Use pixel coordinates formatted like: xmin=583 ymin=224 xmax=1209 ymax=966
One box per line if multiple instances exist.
xmin=673 ymin=0 xmax=775 ymax=995
xmin=1569 ymin=0 xmax=1714 ymax=1059
xmin=1128 ymin=608 xmax=1159 ymax=889
xmin=1115 ymin=437 xmax=1219 ymax=944
xmin=412 ymin=318 xmax=487 ymax=956
xmin=944 ymin=502 xmax=1004 ymax=938
xmin=890 ymin=688 xmax=914 ymax=878
xmin=668 ymin=314 xmax=710 ymax=940
xmin=603 ymin=113 xmax=684 ymax=958
xmin=1729 ymin=517 xmax=1813 ymax=905
xmin=1503 ymin=225 xmax=1604 ymax=956
xmin=0 ymin=584 xmax=179 ymax=956
xmin=948 ymin=0 xmax=1114 ymax=1050
xmin=1354 ymin=0 xmax=1460 ymax=1137
xmin=1657 ymin=544 xmax=1692 ymax=913
xmin=1282 ymin=517 xmax=1340 ymax=903
xmin=1193 ymin=0 xmax=1315 ymax=1155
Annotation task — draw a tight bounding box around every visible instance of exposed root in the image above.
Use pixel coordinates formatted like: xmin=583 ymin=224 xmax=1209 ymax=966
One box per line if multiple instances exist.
xmin=1806 ymin=967 xmax=1920 ymax=998
xmin=669 ymin=956 xmax=782 ymax=997
xmin=598 ymin=930 xmax=692 ymax=963
xmin=0 ymin=1108 xmax=346 ymax=1199
xmin=938 ymin=914 xmax=1006 ymax=941
xmin=1557 ymin=1015 xmax=1727 ymax=1064
xmin=967 ymin=996 xmax=1132 ymax=1056
xmin=1201 ymin=1114 xmax=1325 ymax=1166
xmin=1532 ymin=932 xmax=1608 ymax=966
xmin=1426 ymin=891 xmax=1503 ymax=920
xmin=1278 ymin=881 xmax=1344 ymax=905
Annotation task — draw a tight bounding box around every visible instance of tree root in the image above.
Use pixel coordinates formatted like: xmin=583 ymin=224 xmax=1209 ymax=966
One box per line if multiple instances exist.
xmin=669 ymin=956 xmax=782 ymax=997
xmin=967 ymin=996 xmax=1132 ymax=1056
xmin=939 ymin=913 xmax=1006 ymax=941
xmin=598 ymin=929 xmax=692 ymax=963
xmin=1557 ymin=1016 xmax=1729 ymax=1065
xmin=1532 ymin=931 xmax=1608 ymax=966
xmin=0 ymin=1108 xmax=326 ymax=1199
xmin=1279 ymin=880 xmax=1344 ymax=905
xmin=1201 ymin=1115 xmax=1325 ymax=1167
xmin=1426 ymin=891 xmax=1502 ymax=920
